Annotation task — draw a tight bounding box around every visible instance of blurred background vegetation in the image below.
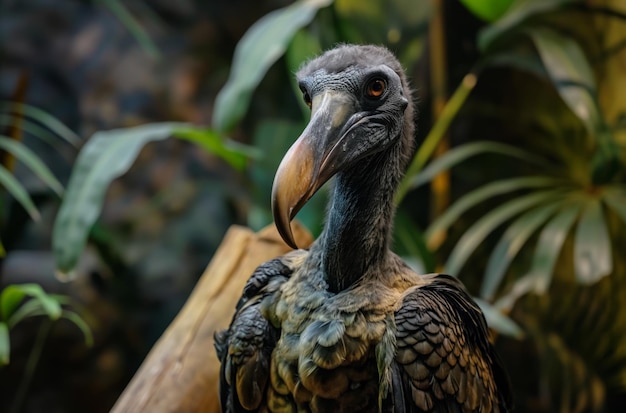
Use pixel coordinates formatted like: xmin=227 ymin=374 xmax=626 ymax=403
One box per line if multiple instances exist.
xmin=1 ymin=0 xmax=625 ymax=412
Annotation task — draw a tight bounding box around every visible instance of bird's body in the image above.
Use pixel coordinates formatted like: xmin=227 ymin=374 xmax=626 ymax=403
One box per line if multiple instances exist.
xmin=215 ymin=45 xmax=512 ymax=413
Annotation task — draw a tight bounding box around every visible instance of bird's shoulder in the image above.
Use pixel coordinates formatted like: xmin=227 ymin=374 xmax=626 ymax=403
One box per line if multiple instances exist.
xmin=390 ymin=273 xmax=513 ymax=413
xmin=214 ymin=249 xmax=307 ymax=412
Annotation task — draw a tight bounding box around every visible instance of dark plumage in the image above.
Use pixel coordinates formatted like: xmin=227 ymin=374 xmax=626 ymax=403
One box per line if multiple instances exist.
xmin=215 ymin=44 xmax=512 ymax=413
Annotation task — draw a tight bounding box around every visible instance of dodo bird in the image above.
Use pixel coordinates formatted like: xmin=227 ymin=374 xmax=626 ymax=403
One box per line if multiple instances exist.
xmin=214 ymin=44 xmax=512 ymax=413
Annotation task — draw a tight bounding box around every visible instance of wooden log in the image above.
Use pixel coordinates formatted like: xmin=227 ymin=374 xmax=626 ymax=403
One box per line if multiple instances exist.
xmin=110 ymin=223 xmax=313 ymax=413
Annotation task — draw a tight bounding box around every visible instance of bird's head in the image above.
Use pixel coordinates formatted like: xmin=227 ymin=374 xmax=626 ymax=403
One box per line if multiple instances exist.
xmin=272 ymin=44 xmax=414 ymax=249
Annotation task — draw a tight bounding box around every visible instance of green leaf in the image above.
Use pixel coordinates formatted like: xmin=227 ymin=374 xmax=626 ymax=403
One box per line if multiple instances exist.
xmin=574 ymin=199 xmax=612 ymax=283
xmin=212 ymin=0 xmax=332 ymax=133
xmin=7 ymin=300 xmax=45 ymax=328
xmin=0 ymin=322 xmax=8 ymax=365
xmin=478 ymin=0 xmax=577 ymax=51
xmin=397 ymin=74 xmax=478 ymax=202
xmin=11 ymin=284 xmax=62 ymax=321
xmin=475 ymin=298 xmax=524 ymax=338
xmin=53 ymin=122 xmax=186 ymax=279
xmin=405 ymin=141 xmax=548 ymax=193
xmin=494 ymin=198 xmax=584 ymax=310
xmin=173 ymin=127 xmax=260 ymax=171
xmin=444 ymin=189 xmax=566 ymax=276
xmin=0 ymin=136 xmax=64 ymax=195
xmin=426 ymin=176 xmax=562 ymax=245
xmin=1 ymin=285 xmax=27 ymax=321
xmin=61 ymin=310 xmax=94 ymax=347
xmin=481 ymin=201 xmax=561 ymax=300
xmin=459 ymin=0 xmax=514 ymax=22
xmin=527 ymin=27 xmax=601 ymax=137
xmin=95 ymin=0 xmax=160 ymax=59
xmin=0 ymin=101 xmax=80 ymax=147
xmin=603 ymin=186 xmax=626 ymax=226
xmin=523 ymin=202 xmax=582 ymax=291
xmin=0 ymin=165 xmax=40 ymax=221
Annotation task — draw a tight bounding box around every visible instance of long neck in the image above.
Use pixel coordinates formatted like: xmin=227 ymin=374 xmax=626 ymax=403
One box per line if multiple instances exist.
xmin=316 ymin=144 xmax=405 ymax=293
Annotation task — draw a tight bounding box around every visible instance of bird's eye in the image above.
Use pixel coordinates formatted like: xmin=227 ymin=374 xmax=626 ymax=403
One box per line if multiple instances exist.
xmin=300 ymin=87 xmax=312 ymax=108
xmin=365 ymin=78 xmax=386 ymax=99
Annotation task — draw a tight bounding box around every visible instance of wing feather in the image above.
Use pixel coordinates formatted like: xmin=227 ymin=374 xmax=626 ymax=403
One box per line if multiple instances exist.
xmin=214 ymin=258 xmax=293 ymax=412
xmin=393 ymin=274 xmax=512 ymax=413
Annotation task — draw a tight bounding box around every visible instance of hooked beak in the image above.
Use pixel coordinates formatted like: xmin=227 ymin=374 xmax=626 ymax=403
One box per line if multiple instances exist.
xmin=271 ymin=90 xmax=358 ymax=249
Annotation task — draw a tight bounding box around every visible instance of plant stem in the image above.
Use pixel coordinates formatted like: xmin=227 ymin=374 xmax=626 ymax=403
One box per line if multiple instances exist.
xmin=396 ymin=72 xmax=477 ymax=203
xmin=10 ymin=319 xmax=52 ymax=413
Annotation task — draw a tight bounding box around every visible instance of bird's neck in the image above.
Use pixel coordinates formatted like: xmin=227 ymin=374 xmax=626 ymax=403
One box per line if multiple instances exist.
xmin=317 ymin=148 xmax=403 ymax=293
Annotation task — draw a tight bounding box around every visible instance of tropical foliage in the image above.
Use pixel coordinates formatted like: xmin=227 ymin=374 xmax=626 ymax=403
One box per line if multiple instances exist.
xmin=2 ymin=0 xmax=626 ymax=412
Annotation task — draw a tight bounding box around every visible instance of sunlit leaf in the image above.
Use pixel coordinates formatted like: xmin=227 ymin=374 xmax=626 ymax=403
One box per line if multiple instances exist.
xmin=527 ymin=27 xmax=601 ymax=136
xmin=173 ymin=127 xmax=260 ymax=171
xmin=0 ymin=165 xmax=40 ymax=221
xmin=574 ymin=199 xmax=612 ymax=283
xmin=8 ymin=284 xmax=62 ymax=322
xmin=0 ymin=101 xmax=80 ymax=147
xmin=459 ymin=0 xmax=514 ymax=22
xmin=0 ymin=322 xmax=8 ymax=365
xmin=426 ymin=176 xmax=563 ymax=247
xmin=481 ymin=201 xmax=561 ymax=300
xmin=0 ymin=136 xmax=63 ymax=195
xmin=478 ymin=0 xmax=577 ymax=51
xmin=212 ymin=0 xmax=333 ymax=133
xmin=475 ymin=298 xmax=524 ymax=338
xmin=444 ymin=189 xmax=566 ymax=276
xmin=53 ymin=123 xmax=187 ymax=279
xmin=405 ymin=141 xmax=548 ymax=193
xmin=1 ymin=285 xmax=27 ymax=321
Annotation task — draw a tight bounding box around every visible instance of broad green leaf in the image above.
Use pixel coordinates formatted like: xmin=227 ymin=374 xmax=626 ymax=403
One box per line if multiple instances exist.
xmin=459 ymin=0 xmax=514 ymax=22
xmin=444 ymin=189 xmax=566 ymax=276
xmin=0 ymin=101 xmax=80 ymax=147
xmin=481 ymin=201 xmax=561 ymax=300
xmin=212 ymin=0 xmax=333 ymax=133
xmin=526 ymin=202 xmax=582 ymax=290
xmin=1 ymin=285 xmax=27 ymax=321
xmin=8 ymin=284 xmax=62 ymax=321
xmin=478 ymin=0 xmax=577 ymax=51
xmin=53 ymin=122 xmax=187 ymax=278
xmin=96 ymin=0 xmax=160 ymax=58
xmin=0 ymin=165 xmax=40 ymax=221
xmin=426 ymin=176 xmax=562 ymax=245
xmin=405 ymin=141 xmax=548 ymax=194
xmin=0 ymin=322 xmax=8 ymax=365
xmin=0 ymin=136 xmax=64 ymax=195
xmin=527 ymin=27 xmax=601 ymax=137
xmin=62 ymin=310 xmax=94 ymax=347
xmin=495 ymin=198 xmax=587 ymax=309
xmin=173 ymin=127 xmax=260 ymax=171
xmin=603 ymin=186 xmax=626 ymax=226
xmin=574 ymin=199 xmax=612 ymax=283
xmin=475 ymin=298 xmax=524 ymax=338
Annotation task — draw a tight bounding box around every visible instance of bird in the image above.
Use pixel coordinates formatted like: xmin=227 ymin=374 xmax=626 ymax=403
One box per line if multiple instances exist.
xmin=214 ymin=44 xmax=512 ymax=413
